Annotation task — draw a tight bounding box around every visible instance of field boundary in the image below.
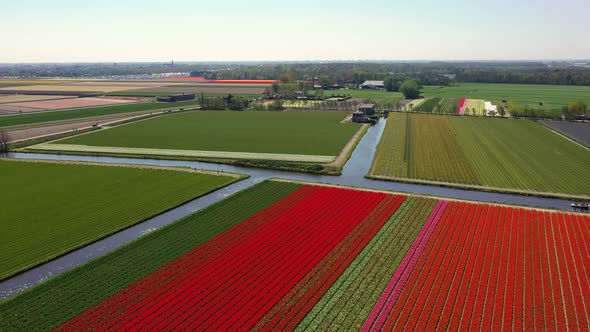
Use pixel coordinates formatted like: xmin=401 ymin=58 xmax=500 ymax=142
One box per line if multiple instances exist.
xmin=6 ymin=110 xmax=175 ymax=145
xmin=0 ymin=157 xmax=247 ymax=178
xmin=26 ymin=143 xmax=337 ymax=163
xmin=271 ymin=179 xmax=589 ymax=214
xmin=0 ymin=104 xmax=200 ymax=131
xmin=364 ymin=173 xmax=590 ymax=200
xmin=539 ymin=121 xmax=590 ymax=151
xmin=326 ymin=123 xmax=370 ymax=169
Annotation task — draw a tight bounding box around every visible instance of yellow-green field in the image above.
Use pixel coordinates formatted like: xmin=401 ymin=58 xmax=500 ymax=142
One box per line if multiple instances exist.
xmin=370 ymin=113 xmax=590 ymax=198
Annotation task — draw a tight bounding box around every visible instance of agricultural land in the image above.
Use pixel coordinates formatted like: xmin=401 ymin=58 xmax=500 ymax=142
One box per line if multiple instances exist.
xmin=31 ymin=111 xmax=361 ymax=165
xmin=542 ymin=120 xmax=590 ymax=147
xmin=369 ymin=113 xmax=590 ymax=198
xmin=0 ymin=100 xmax=199 ymax=129
xmin=0 ymin=159 xmax=241 ymax=280
xmin=422 ymin=83 xmax=590 ymax=111
xmin=1 ymin=180 xmax=587 ymax=331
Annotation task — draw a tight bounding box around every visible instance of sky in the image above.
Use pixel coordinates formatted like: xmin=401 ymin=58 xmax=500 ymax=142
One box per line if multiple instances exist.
xmin=2 ymin=0 xmax=589 ymax=62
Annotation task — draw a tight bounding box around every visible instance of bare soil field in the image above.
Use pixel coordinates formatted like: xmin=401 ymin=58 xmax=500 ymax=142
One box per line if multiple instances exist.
xmin=121 ymin=86 xmax=266 ymax=95
xmin=0 ymin=85 xmax=148 ymax=93
xmin=542 ymin=120 xmax=590 ymax=145
xmin=6 ymin=112 xmax=160 ymax=142
xmin=0 ymin=95 xmax=75 ymax=104
xmin=0 ymin=104 xmax=43 ymax=115
xmin=9 ymin=97 xmax=134 ymax=110
xmin=69 ymin=81 xmax=190 ymax=87
xmin=6 ymin=119 xmax=106 ymax=142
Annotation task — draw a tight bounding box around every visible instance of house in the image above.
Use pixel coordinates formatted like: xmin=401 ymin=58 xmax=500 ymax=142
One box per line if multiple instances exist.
xmin=362 ymin=80 xmax=384 ymax=89
xmin=351 ymin=111 xmax=376 ymax=124
xmin=156 ymin=93 xmax=196 ymax=102
xmin=358 ymin=104 xmax=376 ymax=116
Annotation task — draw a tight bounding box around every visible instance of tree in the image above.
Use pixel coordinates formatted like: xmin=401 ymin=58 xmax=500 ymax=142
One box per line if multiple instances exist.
xmin=229 ymin=96 xmax=250 ymax=110
xmin=199 ymin=92 xmax=205 ymax=107
xmin=267 ymin=100 xmax=284 ymax=111
xmin=271 ymin=82 xmax=280 ymax=94
xmin=319 ymin=75 xmax=333 ymax=88
xmin=498 ymin=105 xmax=506 ymax=118
xmin=0 ymin=130 xmax=9 ymax=153
xmin=563 ymin=100 xmax=588 ymax=120
xmin=280 ymin=70 xmax=297 ymax=83
xmin=399 ymin=79 xmax=421 ymax=99
xmin=383 ymin=76 xmax=400 ymax=92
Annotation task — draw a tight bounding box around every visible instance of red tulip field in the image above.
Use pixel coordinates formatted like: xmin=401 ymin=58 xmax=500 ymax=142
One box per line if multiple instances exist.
xmin=1 ymin=181 xmax=588 ymax=331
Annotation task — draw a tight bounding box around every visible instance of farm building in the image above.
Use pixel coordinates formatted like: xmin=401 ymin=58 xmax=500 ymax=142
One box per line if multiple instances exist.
xmin=352 ymin=104 xmax=377 ymax=124
xmin=358 ymin=104 xmax=376 ymax=116
xmin=156 ymin=93 xmax=196 ymax=102
xmin=362 ymin=80 xmax=384 ymax=89
xmin=352 ymin=111 xmax=371 ymax=123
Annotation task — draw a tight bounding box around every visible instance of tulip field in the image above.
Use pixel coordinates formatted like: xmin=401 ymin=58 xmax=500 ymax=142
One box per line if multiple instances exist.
xmin=1 ymin=180 xmax=588 ymax=331
xmin=370 ymin=113 xmax=590 ymax=198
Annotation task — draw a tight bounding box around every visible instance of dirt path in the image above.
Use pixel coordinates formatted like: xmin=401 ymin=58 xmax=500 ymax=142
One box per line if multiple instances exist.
xmin=6 ymin=107 xmax=199 ymax=143
xmin=327 ymin=123 xmax=370 ymax=168
xmin=542 ymin=125 xmax=590 ymax=152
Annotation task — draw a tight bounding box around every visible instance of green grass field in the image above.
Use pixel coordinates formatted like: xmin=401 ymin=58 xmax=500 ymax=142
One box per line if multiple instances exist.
xmin=322 ymin=89 xmax=403 ymax=100
xmin=58 ymin=111 xmax=360 ymax=157
xmin=0 ymin=159 xmax=240 ymax=280
xmin=370 ymin=113 xmax=590 ymax=197
xmin=422 ymin=83 xmax=590 ymax=111
xmin=0 ymin=181 xmax=299 ymax=331
xmin=0 ymin=100 xmax=199 ymax=128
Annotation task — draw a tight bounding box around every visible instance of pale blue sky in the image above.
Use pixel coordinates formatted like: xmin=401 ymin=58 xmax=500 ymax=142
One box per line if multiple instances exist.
xmin=2 ymin=0 xmax=588 ymax=62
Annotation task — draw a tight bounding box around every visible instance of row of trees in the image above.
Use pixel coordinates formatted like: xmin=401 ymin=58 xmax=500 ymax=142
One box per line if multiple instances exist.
xmin=561 ymin=100 xmax=588 ymax=120
xmin=0 ymin=131 xmax=9 ymax=153
xmin=197 ymin=63 xmax=590 ymax=86
xmin=3 ymin=62 xmax=590 ymax=86
xmin=456 ymin=67 xmax=590 ymax=86
xmin=506 ymin=100 xmax=588 ymax=120
xmin=199 ymin=94 xmax=251 ymax=111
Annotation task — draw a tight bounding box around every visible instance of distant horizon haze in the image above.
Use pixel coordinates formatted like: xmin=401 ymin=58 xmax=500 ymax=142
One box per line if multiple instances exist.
xmin=2 ymin=0 xmax=589 ymax=62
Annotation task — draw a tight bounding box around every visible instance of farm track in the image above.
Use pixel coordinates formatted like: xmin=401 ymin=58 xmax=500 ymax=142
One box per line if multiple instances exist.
xmin=30 ymin=143 xmax=337 ymax=163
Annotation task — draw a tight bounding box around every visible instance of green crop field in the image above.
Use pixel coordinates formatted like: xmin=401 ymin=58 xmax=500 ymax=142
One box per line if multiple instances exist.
xmin=422 ymin=83 xmax=590 ymax=110
xmin=412 ymin=97 xmax=461 ymax=114
xmin=57 ymin=111 xmax=360 ymax=157
xmin=0 ymin=181 xmax=299 ymax=331
xmin=0 ymin=100 xmax=199 ymax=128
xmin=322 ymin=89 xmax=403 ymax=101
xmin=370 ymin=113 xmax=590 ymax=198
xmin=0 ymin=159 xmax=240 ymax=280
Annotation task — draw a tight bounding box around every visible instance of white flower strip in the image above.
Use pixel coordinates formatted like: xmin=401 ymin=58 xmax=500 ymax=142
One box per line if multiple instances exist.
xmin=30 ymin=144 xmax=336 ymax=163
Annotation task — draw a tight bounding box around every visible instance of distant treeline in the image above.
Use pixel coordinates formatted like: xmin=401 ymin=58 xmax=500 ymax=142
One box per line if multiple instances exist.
xmin=2 ymin=61 xmax=590 ymax=86
xmin=455 ymin=67 xmax=590 ymax=86
xmin=203 ymin=63 xmax=590 ymax=86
